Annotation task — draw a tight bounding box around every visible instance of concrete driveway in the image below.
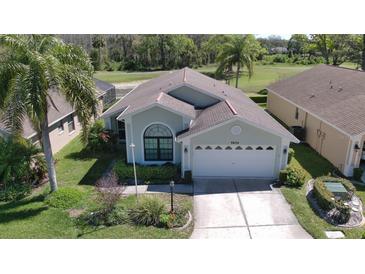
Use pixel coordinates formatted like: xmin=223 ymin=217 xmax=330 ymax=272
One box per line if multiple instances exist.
xmin=191 ymin=179 xmax=312 ymax=239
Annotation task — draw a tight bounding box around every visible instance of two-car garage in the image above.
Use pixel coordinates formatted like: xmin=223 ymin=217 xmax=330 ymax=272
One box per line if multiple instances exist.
xmin=192 ymin=144 xmax=277 ymax=178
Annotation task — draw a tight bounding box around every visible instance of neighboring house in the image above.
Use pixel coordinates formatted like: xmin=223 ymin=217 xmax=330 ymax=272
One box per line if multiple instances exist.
xmin=102 ymin=67 xmax=297 ymax=179
xmin=267 ymin=64 xmax=365 ymax=177
xmin=0 ymin=79 xmax=116 ymax=153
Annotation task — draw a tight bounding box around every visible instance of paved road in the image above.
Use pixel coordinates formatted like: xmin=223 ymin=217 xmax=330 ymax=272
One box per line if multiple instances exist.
xmin=191 ymin=179 xmax=312 ymax=239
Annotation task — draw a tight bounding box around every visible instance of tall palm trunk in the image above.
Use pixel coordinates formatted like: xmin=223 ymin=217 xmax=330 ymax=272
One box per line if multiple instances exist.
xmin=41 ymin=117 xmax=58 ymax=192
xmin=362 ymin=34 xmax=365 ymax=71
xmin=235 ymin=63 xmax=240 ymax=88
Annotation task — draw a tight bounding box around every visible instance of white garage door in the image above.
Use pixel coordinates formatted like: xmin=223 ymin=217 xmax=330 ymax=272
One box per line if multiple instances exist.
xmin=192 ymin=145 xmax=276 ymax=178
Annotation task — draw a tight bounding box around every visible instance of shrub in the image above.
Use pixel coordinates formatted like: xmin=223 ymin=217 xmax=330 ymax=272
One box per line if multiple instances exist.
xmin=288 ymin=148 xmax=295 ymax=163
xmin=159 ymin=213 xmax=175 ymax=228
xmin=96 ymin=171 xmax=124 ymax=214
xmin=114 ymin=160 xmax=179 ymax=182
xmin=184 ymin=170 xmax=193 ymax=184
xmin=129 ymin=196 xmax=166 ymax=226
xmin=45 ymin=187 xmax=84 ymax=209
xmin=78 ymin=205 xmax=129 ymax=227
xmin=105 ymin=206 xmax=130 ymax=226
xmin=0 ymin=182 xmax=32 ymax=202
xmin=86 ymin=120 xmax=117 ymax=152
xmin=0 ymin=136 xmax=47 ymax=201
xmin=353 ymin=168 xmax=363 ymax=181
xmin=284 ymin=166 xmax=305 ymax=187
xmin=279 ymin=169 xmax=288 ymax=183
xmin=313 ymin=178 xmax=335 ymax=211
xmin=313 ymin=176 xmax=354 ymax=224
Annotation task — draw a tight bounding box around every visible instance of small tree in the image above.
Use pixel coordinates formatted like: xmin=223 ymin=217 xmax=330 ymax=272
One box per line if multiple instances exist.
xmin=95 ymin=171 xmax=124 ymax=214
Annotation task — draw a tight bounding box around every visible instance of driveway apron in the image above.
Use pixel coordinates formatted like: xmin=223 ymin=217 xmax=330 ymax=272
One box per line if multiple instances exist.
xmin=191 ymin=178 xmax=312 ymax=239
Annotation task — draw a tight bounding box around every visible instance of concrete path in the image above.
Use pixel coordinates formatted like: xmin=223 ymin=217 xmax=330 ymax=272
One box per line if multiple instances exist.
xmin=191 ymin=179 xmax=312 ymax=239
xmin=122 ymin=184 xmax=193 ymax=195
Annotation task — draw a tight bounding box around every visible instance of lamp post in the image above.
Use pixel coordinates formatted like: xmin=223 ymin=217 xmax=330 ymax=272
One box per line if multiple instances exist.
xmin=170 ymin=180 xmax=175 ymax=213
xmin=129 ymin=143 xmax=138 ymax=202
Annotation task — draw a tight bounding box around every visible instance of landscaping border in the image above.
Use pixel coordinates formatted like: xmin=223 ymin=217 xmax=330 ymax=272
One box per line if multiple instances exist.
xmin=306 ymin=179 xmax=365 ymax=228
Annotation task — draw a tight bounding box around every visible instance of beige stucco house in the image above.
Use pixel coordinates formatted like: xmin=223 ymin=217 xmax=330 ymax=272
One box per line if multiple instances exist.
xmin=0 ymin=79 xmax=115 ymax=153
xmin=267 ymin=64 xmax=365 ymax=177
xmin=102 ymin=68 xmax=298 ymax=179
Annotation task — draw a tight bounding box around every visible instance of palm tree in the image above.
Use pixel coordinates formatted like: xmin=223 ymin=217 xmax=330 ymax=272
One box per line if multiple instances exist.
xmin=0 ymin=35 xmax=98 ymax=192
xmin=216 ymin=35 xmax=259 ymax=88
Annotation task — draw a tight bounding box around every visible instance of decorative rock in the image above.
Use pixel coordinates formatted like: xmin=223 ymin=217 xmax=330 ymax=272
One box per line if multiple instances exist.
xmin=325 ymin=231 xmax=345 ymax=239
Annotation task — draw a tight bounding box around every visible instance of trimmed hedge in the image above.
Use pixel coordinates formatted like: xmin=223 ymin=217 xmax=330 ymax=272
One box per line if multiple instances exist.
xmin=288 ymin=148 xmax=294 ymax=164
xmin=313 ymin=176 xmax=354 ymax=224
xmin=45 ymin=187 xmax=84 ymax=209
xmin=249 ymin=94 xmax=267 ymax=104
xmin=283 ymin=166 xmax=306 ymax=187
xmin=184 ymin=170 xmax=193 ymax=184
xmin=279 ymin=169 xmax=288 ymax=183
xmin=114 ymin=160 xmax=179 ymax=182
xmin=353 ymin=168 xmax=363 ymax=181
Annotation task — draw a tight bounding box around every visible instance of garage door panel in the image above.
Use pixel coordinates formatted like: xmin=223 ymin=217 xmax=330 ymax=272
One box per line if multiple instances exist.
xmin=193 ymin=145 xmax=275 ymax=178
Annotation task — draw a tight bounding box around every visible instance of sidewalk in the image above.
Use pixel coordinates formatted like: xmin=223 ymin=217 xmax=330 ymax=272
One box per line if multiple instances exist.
xmin=122 ymin=184 xmax=193 ymax=195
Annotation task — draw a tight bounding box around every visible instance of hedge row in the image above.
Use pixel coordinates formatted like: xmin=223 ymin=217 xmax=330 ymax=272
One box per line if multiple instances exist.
xmin=114 ymin=160 xmax=179 ymax=182
xmin=313 ymin=176 xmax=354 ymax=224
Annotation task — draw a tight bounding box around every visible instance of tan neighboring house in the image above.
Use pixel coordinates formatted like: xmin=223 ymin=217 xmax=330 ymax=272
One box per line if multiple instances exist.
xmin=0 ymin=79 xmax=115 ymax=154
xmin=267 ymin=64 xmax=365 ymax=177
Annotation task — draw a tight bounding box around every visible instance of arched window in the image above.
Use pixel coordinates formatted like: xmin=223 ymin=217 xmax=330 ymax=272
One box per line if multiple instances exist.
xmin=266 ymin=146 xmax=274 ymax=150
xmin=205 ymin=146 xmax=212 ymax=150
xmin=215 ymin=146 xmax=222 ymax=150
xmin=256 ymin=146 xmax=263 ymax=150
xmin=246 ymin=146 xmax=253 ymax=150
xmin=144 ymin=124 xmax=173 ymax=161
xmin=235 ymin=146 xmax=243 ymax=150
xmin=225 ymin=146 xmax=232 ymax=150
xmin=195 ymin=146 xmax=203 ymax=150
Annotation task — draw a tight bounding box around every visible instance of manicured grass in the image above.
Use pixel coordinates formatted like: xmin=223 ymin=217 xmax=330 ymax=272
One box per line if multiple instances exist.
xmin=281 ymin=144 xmax=365 ymax=239
xmin=94 ymin=70 xmax=166 ymax=83
xmin=94 ymin=63 xmax=312 ymax=93
xmin=226 ymin=63 xmax=312 ymax=93
xmin=0 ymin=137 xmax=193 ymax=239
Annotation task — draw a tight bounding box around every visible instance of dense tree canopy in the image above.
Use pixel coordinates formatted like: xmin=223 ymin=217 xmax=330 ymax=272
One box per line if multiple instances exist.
xmin=59 ymin=34 xmax=365 ymax=71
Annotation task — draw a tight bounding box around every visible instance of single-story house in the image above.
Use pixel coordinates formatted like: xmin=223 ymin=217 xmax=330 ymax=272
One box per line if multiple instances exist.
xmin=0 ymin=79 xmax=116 ymax=153
xmin=102 ymin=67 xmax=298 ymax=179
xmin=267 ymin=64 xmax=365 ymax=177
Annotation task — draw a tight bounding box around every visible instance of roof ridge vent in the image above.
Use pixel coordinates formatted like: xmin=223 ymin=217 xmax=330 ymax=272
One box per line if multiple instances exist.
xmin=225 ymin=100 xmax=238 ymax=115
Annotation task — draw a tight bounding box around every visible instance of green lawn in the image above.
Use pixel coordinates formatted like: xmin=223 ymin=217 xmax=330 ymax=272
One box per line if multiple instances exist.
xmin=281 ymin=144 xmax=365 ymax=239
xmin=94 ymin=70 xmax=166 ymax=83
xmin=0 ymin=137 xmax=193 ymax=239
xmin=94 ymin=63 xmax=312 ymax=93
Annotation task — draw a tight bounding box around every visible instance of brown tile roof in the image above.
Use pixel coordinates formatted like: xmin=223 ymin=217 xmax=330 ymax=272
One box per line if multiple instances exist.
xmin=104 ymin=67 xmax=296 ymax=141
xmin=268 ymin=64 xmax=365 ymax=136
xmin=177 ymin=101 xmax=235 ymax=139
